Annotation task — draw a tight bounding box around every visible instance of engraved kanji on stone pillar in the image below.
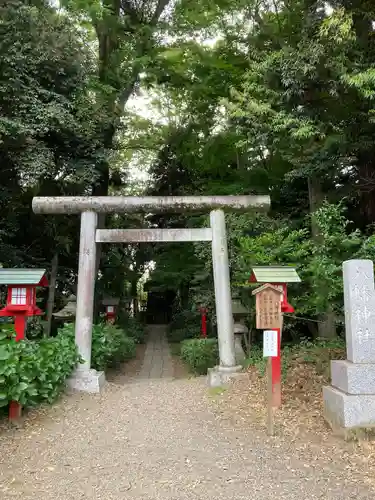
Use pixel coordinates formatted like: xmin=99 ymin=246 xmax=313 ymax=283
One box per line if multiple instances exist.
xmin=323 ymin=259 xmax=375 ymax=433
xmin=343 ymin=259 xmax=375 ymax=363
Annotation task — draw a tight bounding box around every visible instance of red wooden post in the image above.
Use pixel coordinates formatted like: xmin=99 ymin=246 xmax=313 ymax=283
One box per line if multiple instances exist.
xmin=202 ymin=311 xmax=207 ymax=338
xmin=14 ymin=315 xmax=26 ymax=341
xmin=199 ymin=307 xmax=207 ymax=338
xmin=9 ymin=315 xmax=27 ymax=419
xmin=271 ymin=327 xmax=281 ymax=407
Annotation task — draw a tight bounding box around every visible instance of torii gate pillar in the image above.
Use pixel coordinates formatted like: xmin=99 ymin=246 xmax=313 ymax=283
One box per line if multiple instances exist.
xmin=32 ymin=195 xmax=270 ymax=392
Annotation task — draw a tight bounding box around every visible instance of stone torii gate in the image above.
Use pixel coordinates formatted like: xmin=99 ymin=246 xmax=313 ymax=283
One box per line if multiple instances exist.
xmin=32 ymin=195 xmax=270 ymax=391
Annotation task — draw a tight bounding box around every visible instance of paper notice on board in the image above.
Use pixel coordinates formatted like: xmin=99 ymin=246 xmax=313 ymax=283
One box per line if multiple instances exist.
xmin=263 ymin=330 xmax=278 ymax=357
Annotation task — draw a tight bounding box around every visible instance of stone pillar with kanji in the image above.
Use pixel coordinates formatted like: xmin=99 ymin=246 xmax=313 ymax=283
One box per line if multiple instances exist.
xmin=323 ymin=260 xmax=375 ymax=434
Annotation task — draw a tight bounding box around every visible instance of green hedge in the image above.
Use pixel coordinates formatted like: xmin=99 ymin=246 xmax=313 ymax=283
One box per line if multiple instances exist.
xmin=169 ymin=310 xmax=201 ymax=331
xmin=167 ymin=326 xmax=201 ymax=343
xmin=92 ymin=323 xmax=136 ymax=370
xmin=115 ymin=313 xmax=146 ymax=344
xmin=180 ymin=338 xmax=219 ymax=375
xmin=168 ymin=309 xmax=215 ymax=343
xmin=122 ymin=318 xmax=146 ymax=344
xmin=0 ymin=328 xmax=80 ymax=408
xmin=59 ymin=323 xmax=137 ymax=372
xmin=0 ymin=322 xmax=137 ymax=411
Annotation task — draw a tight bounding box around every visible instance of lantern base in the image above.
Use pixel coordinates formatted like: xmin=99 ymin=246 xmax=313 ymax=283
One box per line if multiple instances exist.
xmin=234 ymin=325 xmax=247 ymax=365
xmin=67 ymin=369 xmax=106 ymax=394
xmin=207 ymin=365 xmax=243 ymax=388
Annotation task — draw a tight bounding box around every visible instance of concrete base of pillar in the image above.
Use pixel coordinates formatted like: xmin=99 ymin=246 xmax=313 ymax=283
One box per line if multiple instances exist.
xmin=323 ymin=385 xmax=375 ymax=437
xmin=331 ymin=360 xmax=375 ymax=394
xmin=207 ymin=365 xmax=243 ymax=388
xmin=67 ymin=369 xmax=106 ymax=394
xmin=234 ymin=333 xmax=246 ymax=364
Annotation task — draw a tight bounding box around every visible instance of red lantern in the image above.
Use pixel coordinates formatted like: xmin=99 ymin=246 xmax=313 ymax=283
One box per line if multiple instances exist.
xmin=0 ymin=269 xmax=48 ymax=340
xmin=102 ymin=297 xmax=120 ymax=324
xmin=0 ymin=269 xmax=48 ymax=420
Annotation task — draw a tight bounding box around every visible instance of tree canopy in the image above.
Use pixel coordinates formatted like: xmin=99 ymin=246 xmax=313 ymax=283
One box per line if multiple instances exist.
xmin=2 ymin=0 xmax=375 ymax=338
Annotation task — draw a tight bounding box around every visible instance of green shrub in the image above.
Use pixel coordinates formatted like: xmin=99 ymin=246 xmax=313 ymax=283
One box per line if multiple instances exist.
xmin=167 ymin=326 xmax=201 ymax=343
xmin=115 ymin=311 xmax=146 ymax=344
xmin=91 ymin=323 xmax=136 ymax=371
xmin=59 ymin=323 xmax=136 ymax=370
xmin=0 ymin=327 xmax=80 ymax=408
xmin=123 ymin=318 xmax=146 ymax=344
xmin=243 ymin=337 xmax=346 ymax=380
xmin=170 ymin=310 xmax=201 ymax=331
xmin=242 ymin=345 xmax=266 ymax=375
xmin=26 ymin=316 xmax=45 ymax=339
xmin=180 ymin=338 xmax=219 ymax=375
xmin=58 ymin=323 xmax=137 ymax=372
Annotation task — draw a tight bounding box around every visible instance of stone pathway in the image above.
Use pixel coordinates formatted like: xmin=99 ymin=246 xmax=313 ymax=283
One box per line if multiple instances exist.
xmin=0 ymin=326 xmax=374 ymax=499
xmin=138 ymin=325 xmax=174 ymax=379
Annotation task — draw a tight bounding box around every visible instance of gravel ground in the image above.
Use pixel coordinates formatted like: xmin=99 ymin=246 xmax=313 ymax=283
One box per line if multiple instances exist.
xmin=0 ymin=376 xmax=374 ymax=500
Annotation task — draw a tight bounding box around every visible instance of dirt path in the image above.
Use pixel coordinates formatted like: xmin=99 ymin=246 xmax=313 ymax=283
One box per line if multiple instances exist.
xmin=0 ymin=326 xmax=373 ymax=499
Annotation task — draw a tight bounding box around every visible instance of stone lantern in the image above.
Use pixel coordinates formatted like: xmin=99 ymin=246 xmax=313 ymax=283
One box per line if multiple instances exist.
xmin=53 ymin=294 xmax=77 ymax=322
xmin=232 ymin=298 xmax=248 ymax=363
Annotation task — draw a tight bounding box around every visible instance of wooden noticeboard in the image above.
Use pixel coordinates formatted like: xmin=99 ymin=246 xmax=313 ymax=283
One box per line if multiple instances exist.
xmin=252 ymin=284 xmax=282 ymax=330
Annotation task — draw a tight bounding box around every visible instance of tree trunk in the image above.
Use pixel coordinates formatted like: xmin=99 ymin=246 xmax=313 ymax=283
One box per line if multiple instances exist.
xmin=45 ymin=252 xmax=58 ymax=337
xmin=179 ymin=282 xmax=190 ymax=309
xmin=131 ymin=279 xmax=139 ymax=318
xmin=308 ymin=176 xmax=337 ymax=338
xmin=358 ymin=156 xmax=375 ymax=227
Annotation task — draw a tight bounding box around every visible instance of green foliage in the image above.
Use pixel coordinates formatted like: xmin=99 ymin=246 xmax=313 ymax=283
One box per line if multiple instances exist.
xmin=4 ymin=0 xmax=375 ymax=351
xmin=92 ymin=324 xmax=136 ymax=371
xmin=167 ymin=326 xmax=201 ymax=343
xmin=121 ymin=317 xmax=146 ymax=344
xmin=167 ymin=309 xmax=203 ymax=342
xmin=170 ymin=310 xmax=201 ymax=331
xmin=0 ymin=327 xmax=80 ymax=408
xmin=58 ymin=323 xmax=136 ymax=372
xmin=26 ymin=317 xmax=45 ymax=339
xmin=242 ymin=345 xmax=266 ymax=375
xmin=238 ymin=202 xmax=367 ymax=320
xmin=180 ymin=338 xmax=218 ymax=375
xmin=0 ymin=0 xmax=106 ymax=296
xmin=244 ymin=337 xmax=346 ymax=381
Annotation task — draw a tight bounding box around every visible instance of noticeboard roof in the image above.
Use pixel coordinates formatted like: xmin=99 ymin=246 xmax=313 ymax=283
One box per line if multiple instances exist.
xmin=249 ymin=266 xmax=301 ymax=283
xmin=0 ymin=268 xmax=48 ymax=286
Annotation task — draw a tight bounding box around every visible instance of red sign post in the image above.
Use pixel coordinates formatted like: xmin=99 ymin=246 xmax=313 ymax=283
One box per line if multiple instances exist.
xmin=250 ymin=266 xmax=301 ymax=435
xmin=252 ymin=284 xmax=284 ymax=412
xmin=199 ymin=306 xmax=207 ymax=338
xmin=249 ymin=267 xmax=300 ymax=410
xmin=0 ymin=269 xmax=48 ymax=420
